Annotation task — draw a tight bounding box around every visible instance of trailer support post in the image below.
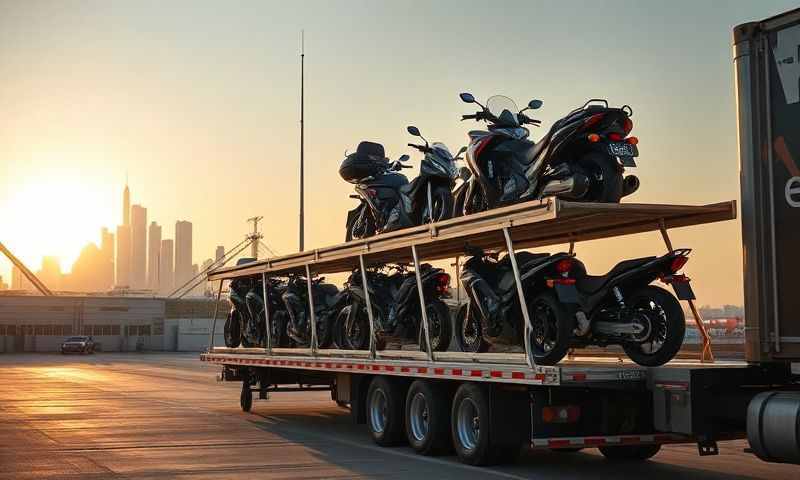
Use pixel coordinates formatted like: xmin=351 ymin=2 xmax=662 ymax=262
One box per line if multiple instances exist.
xmin=208 ymin=280 xmax=223 ymax=351
xmin=503 ymin=227 xmax=535 ymax=368
xmin=659 ymin=220 xmax=714 ymax=362
xmin=305 ymin=264 xmax=319 ymax=355
xmin=358 ymin=254 xmax=378 ymax=359
xmin=411 ymin=244 xmax=434 ymax=360
xmin=261 ymin=273 xmax=272 ymax=355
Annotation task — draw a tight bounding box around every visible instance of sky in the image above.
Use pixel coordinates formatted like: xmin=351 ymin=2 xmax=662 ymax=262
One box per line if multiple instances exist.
xmin=1 ymin=0 xmax=797 ymax=305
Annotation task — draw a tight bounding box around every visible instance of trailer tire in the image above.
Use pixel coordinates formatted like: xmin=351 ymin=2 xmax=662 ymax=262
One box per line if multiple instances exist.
xmin=367 ymin=377 xmax=406 ymax=446
xmin=405 ymin=380 xmax=452 ymax=456
xmin=240 ymin=382 xmax=253 ymax=413
xmin=598 ymin=444 xmax=660 ymax=461
xmin=451 ymin=383 xmax=520 ymax=465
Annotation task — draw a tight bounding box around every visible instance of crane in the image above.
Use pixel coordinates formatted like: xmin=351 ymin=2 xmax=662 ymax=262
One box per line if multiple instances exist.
xmin=0 ymin=241 xmax=53 ymax=296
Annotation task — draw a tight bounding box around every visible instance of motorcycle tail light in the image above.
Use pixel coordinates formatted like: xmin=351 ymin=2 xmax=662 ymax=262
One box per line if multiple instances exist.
xmin=435 ymin=273 xmax=451 ymax=293
xmin=626 ymin=136 xmax=639 ymax=145
xmin=608 ymin=132 xmax=623 ymax=142
xmin=623 ymin=117 xmax=633 ymax=134
xmin=547 ymin=278 xmax=576 ymax=287
xmin=542 ymin=405 xmax=581 ymax=424
xmin=587 ymin=133 xmax=601 ymax=143
xmin=555 ymin=258 xmax=574 ymax=274
xmin=670 ymin=255 xmax=689 ymax=273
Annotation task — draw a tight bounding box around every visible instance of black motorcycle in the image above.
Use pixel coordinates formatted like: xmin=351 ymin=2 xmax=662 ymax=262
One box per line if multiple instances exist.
xmin=224 ymin=275 xmax=292 ymax=349
xmin=454 ymin=93 xmax=640 ymax=216
xmin=456 ymin=248 xmax=576 ymax=363
xmin=340 ymin=128 xmax=463 ymax=241
xmin=546 ymin=249 xmax=693 ymax=367
xmin=281 ymin=275 xmax=341 ymax=348
xmin=335 ymin=264 xmax=452 ymax=351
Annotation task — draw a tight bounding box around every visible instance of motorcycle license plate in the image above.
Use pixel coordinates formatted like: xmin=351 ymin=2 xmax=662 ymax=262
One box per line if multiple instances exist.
xmin=554 ymin=283 xmax=579 ymax=303
xmin=608 ymin=142 xmax=638 ymax=158
xmin=671 ymin=281 xmax=695 ymax=300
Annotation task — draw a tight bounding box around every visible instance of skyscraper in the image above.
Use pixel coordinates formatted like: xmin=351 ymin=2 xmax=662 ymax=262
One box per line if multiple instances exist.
xmin=159 ymin=239 xmax=174 ymax=295
xmin=130 ymin=205 xmax=147 ymax=289
xmin=215 ymin=246 xmax=225 ymax=263
xmin=175 ymin=220 xmax=193 ymax=289
xmin=115 ymin=225 xmax=131 ymax=287
xmin=147 ymin=222 xmax=162 ymax=290
xmin=100 ymin=227 xmax=115 ymax=289
xmin=123 ymin=182 xmax=130 ymax=226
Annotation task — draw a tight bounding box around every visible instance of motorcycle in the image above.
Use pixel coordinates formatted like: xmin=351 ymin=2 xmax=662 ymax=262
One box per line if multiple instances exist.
xmin=544 ymin=249 xmax=693 ymax=367
xmin=334 ymin=264 xmax=452 ymax=351
xmin=454 ymin=92 xmax=641 ymax=217
xmin=456 ymin=247 xmax=575 ymax=363
xmin=340 ymin=128 xmax=464 ymax=241
xmin=224 ymin=275 xmax=292 ymax=349
xmin=281 ymin=275 xmax=341 ymax=348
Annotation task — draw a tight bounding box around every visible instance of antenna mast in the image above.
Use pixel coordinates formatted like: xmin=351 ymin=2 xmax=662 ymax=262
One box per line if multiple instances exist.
xmin=299 ymin=30 xmax=305 ymax=252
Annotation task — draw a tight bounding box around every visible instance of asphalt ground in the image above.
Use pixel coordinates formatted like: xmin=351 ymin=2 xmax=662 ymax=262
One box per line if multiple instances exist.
xmin=0 ymin=353 xmax=796 ymax=479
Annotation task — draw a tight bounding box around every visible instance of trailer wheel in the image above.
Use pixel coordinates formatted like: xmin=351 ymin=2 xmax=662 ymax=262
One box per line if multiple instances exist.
xmin=598 ymin=444 xmax=660 ymax=461
xmin=451 ymin=383 xmax=520 ymax=465
xmin=405 ymin=380 xmax=452 ymax=455
xmin=367 ymin=377 xmax=406 ymax=446
xmin=240 ymin=382 xmax=253 ymax=413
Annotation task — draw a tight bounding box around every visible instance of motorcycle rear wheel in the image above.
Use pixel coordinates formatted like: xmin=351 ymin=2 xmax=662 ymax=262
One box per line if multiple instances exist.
xmin=575 ymin=152 xmax=623 ymax=203
xmin=270 ymin=310 xmax=291 ymax=348
xmin=336 ymin=305 xmax=372 ymax=350
xmin=346 ymin=210 xmax=376 ymax=242
xmin=454 ymin=303 xmax=490 ymax=353
xmin=621 ymin=286 xmax=685 ymax=367
xmin=224 ymin=310 xmax=242 ymax=348
xmin=417 ymin=300 xmax=453 ymax=352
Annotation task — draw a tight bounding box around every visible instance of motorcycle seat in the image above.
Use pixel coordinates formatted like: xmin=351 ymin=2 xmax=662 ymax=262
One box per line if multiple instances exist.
xmin=576 ymin=256 xmax=656 ymax=293
xmin=526 ymin=129 xmax=555 ymax=163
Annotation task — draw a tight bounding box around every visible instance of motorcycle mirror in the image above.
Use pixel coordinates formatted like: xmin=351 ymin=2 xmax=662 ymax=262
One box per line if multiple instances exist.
xmin=459 ymin=166 xmax=471 ymax=181
xmin=528 ymin=99 xmax=543 ymax=110
xmin=455 ymin=146 xmax=467 ymax=157
xmin=459 ymin=92 xmax=475 ymax=104
xmin=399 ymin=154 xmax=410 ymax=162
xmin=407 ymin=126 xmax=421 ymax=137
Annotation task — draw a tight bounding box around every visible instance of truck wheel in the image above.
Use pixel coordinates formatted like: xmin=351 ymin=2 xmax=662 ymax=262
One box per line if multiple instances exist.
xmin=598 ymin=444 xmax=660 ymax=461
xmin=367 ymin=377 xmax=406 ymax=446
xmin=451 ymin=383 xmax=520 ymax=465
xmin=405 ymin=380 xmax=452 ymax=455
xmin=240 ymin=382 xmax=253 ymax=412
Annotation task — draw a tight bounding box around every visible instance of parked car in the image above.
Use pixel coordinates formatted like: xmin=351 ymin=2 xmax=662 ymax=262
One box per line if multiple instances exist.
xmin=60 ymin=336 xmax=95 ymax=354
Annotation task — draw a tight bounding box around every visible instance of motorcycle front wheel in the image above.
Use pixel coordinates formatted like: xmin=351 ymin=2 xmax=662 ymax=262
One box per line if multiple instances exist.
xmin=335 ymin=305 xmax=371 ymax=350
xmin=575 ymin=152 xmax=623 ymax=203
xmin=270 ymin=310 xmax=291 ymax=348
xmin=424 ymin=186 xmax=454 ymax=224
xmin=417 ymin=300 xmax=453 ymax=352
xmin=621 ymin=286 xmax=685 ymax=367
xmin=454 ymin=303 xmax=490 ymax=353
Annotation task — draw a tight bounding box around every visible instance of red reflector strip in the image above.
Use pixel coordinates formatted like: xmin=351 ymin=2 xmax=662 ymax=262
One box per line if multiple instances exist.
xmin=490 ymin=371 xmax=503 ymax=378
xmin=470 ymin=370 xmax=482 ymax=377
xmin=511 ymin=372 xmax=525 ymax=380
xmin=571 ymin=373 xmax=587 ymax=381
xmin=434 ymin=368 xmax=445 ymax=375
xmin=452 ymin=368 xmax=462 ymax=376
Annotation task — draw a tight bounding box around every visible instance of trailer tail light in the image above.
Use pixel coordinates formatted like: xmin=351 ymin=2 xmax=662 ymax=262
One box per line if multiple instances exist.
xmin=435 ymin=273 xmax=450 ymax=294
xmin=670 ymin=255 xmax=689 ymax=273
xmin=542 ymin=405 xmax=581 ymax=424
xmin=555 ymin=258 xmax=574 ymax=274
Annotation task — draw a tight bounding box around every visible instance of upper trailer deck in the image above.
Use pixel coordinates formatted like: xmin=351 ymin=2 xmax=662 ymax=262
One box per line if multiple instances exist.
xmin=209 ymin=199 xmax=736 ymax=280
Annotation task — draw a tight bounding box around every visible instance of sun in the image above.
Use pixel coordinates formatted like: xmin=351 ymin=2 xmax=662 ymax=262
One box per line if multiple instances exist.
xmin=1 ymin=172 xmax=115 ymax=275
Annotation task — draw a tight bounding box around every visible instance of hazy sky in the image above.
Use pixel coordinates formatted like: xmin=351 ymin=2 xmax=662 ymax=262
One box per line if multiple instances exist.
xmin=1 ymin=0 xmax=797 ymax=304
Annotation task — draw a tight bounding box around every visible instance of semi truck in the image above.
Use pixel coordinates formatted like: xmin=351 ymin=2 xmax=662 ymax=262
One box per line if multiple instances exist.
xmin=200 ymin=8 xmax=800 ymax=467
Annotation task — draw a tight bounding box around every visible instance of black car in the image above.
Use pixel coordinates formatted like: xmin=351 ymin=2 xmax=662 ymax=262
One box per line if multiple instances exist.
xmin=60 ymin=336 xmax=95 ymax=354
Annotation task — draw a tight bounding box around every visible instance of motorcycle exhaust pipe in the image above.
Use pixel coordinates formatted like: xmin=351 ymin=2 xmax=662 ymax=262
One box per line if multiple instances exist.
xmin=541 ymin=173 xmax=590 ymax=199
xmin=622 ymin=175 xmax=640 ymax=197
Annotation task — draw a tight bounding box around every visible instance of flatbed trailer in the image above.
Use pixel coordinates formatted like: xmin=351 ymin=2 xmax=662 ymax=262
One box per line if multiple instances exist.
xmin=202 ymin=199 xmax=794 ymax=465
xmin=201 ymin=7 xmax=800 ymax=466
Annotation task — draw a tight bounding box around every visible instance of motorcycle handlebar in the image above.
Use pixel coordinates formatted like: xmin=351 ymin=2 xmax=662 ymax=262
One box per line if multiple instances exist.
xmin=461 ymin=114 xmax=477 ymax=121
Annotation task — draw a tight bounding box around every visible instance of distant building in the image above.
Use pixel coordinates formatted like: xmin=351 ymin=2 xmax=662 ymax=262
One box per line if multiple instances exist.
xmin=38 ymin=256 xmax=62 ymax=291
xmin=147 ymin=222 xmax=162 ymax=291
xmin=175 ymin=220 xmax=193 ymax=289
xmin=191 ymin=263 xmax=201 ymax=296
xmin=215 ymin=246 xmax=225 ymax=263
xmin=100 ymin=227 xmax=115 ymax=289
xmin=123 ymin=183 xmax=131 ymax=226
xmin=202 ymin=258 xmax=214 ymax=294
xmin=66 ymin=243 xmax=112 ymax=292
xmin=11 ymin=265 xmax=31 ymax=291
xmin=115 ymin=225 xmax=132 ymax=288
xmin=131 ymin=205 xmax=147 ymax=289
xmin=0 ymin=275 xmax=7 ymax=290
xmin=159 ymin=239 xmax=174 ymax=296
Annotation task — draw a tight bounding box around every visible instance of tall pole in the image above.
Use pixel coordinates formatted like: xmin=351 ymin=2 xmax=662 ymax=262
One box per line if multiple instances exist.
xmin=299 ymin=30 xmax=305 ymax=252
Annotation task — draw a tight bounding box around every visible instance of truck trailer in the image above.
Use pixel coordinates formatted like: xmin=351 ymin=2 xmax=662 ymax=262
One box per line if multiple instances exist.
xmin=200 ymin=8 xmax=800 ymax=467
